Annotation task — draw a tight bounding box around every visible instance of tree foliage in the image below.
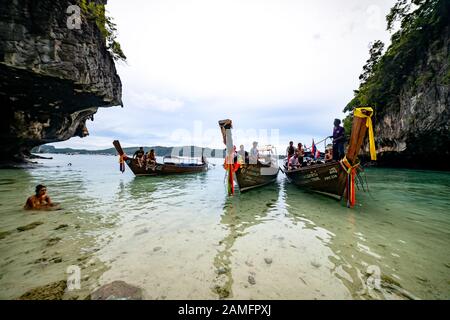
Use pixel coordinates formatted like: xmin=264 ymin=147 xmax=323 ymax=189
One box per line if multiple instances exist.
xmin=344 ymin=0 xmax=449 ymax=117
xmin=359 ymin=40 xmax=385 ymax=84
xmin=80 ymin=0 xmax=126 ymax=61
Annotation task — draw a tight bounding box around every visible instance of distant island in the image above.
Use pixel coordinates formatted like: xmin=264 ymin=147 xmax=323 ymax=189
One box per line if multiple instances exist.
xmin=32 ymin=145 xmax=226 ymax=158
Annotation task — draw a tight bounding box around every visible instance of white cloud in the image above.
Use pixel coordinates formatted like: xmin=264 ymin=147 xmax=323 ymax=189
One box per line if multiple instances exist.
xmin=53 ymin=0 xmax=396 ymax=150
xmin=127 ymin=91 xmax=184 ymax=112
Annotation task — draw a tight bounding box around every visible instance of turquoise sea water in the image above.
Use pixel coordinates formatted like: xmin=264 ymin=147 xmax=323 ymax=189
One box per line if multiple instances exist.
xmin=0 ymin=154 xmax=449 ymax=299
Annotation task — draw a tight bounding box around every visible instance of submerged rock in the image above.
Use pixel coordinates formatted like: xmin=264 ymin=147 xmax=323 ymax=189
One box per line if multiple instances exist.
xmin=134 ymin=228 xmax=149 ymax=236
xmin=381 ymin=274 xmax=402 ymax=288
xmin=0 ymin=230 xmax=13 ymax=239
xmin=17 ymin=280 xmax=67 ymax=300
xmin=89 ymin=281 xmax=143 ymax=300
xmin=216 ymin=267 xmax=228 ymax=275
xmin=264 ymin=258 xmax=273 ymax=265
xmin=46 ymin=237 xmax=62 ymax=246
xmin=213 ymin=285 xmax=230 ymax=299
xmin=50 ymin=257 xmax=63 ymax=264
xmin=54 ymin=224 xmax=69 ymax=230
xmin=17 ymin=222 xmax=43 ymax=232
xmin=248 ymin=276 xmax=256 ymax=285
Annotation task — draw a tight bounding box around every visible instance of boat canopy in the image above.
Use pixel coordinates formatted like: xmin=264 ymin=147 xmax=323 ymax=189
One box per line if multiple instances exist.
xmin=163 ymin=156 xmax=204 ymax=165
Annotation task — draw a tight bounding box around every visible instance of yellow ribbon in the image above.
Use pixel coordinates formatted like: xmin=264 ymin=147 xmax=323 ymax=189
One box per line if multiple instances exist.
xmin=354 ymin=107 xmax=377 ymax=161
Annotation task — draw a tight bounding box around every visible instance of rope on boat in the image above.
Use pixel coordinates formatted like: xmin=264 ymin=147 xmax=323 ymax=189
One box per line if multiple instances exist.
xmin=340 ymin=156 xmax=360 ymax=208
xmin=119 ymin=154 xmax=127 ymax=173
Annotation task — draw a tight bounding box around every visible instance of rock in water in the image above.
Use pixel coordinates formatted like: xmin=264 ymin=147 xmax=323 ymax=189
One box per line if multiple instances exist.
xmin=17 ymin=222 xmax=44 ymax=232
xmin=17 ymin=280 xmax=67 ymax=300
xmin=90 ymin=281 xmax=143 ymax=300
xmin=0 ymin=230 xmax=13 ymax=239
xmin=54 ymin=224 xmax=69 ymax=230
xmin=0 ymin=0 xmax=122 ymax=162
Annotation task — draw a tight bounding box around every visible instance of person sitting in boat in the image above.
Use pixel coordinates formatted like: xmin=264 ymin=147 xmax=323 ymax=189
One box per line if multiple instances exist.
xmin=286 ymin=141 xmax=295 ymax=170
xmin=232 ymin=145 xmax=239 ymax=163
xmin=296 ymin=143 xmax=305 ymax=166
xmin=146 ymin=149 xmax=157 ymax=169
xmin=325 ymin=145 xmax=333 ymax=162
xmin=238 ymin=145 xmax=249 ymax=164
xmin=329 ymin=119 xmax=346 ymax=161
xmin=249 ymin=142 xmax=259 ymax=164
xmin=24 ymin=184 xmax=57 ymax=210
xmin=289 ymin=154 xmax=301 ymax=169
xmin=133 ymin=147 xmax=145 ymax=168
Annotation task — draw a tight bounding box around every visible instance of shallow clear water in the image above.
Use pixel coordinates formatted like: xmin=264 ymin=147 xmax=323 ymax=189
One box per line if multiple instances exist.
xmin=0 ymin=154 xmax=449 ymax=300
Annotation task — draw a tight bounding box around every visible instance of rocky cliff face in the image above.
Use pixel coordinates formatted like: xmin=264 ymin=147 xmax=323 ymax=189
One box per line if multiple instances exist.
xmin=369 ymin=28 xmax=449 ymax=170
xmin=0 ymin=0 xmax=122 ymax=162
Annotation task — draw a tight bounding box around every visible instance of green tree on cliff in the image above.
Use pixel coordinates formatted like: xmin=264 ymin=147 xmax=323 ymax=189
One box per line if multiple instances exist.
xmin=344 ymin=0 xmax=449 ymax=118
xmin=80 ymin=0 xmax=126 ymax=61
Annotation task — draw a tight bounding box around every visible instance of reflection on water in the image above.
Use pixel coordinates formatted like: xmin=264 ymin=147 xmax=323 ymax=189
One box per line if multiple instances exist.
xmin=0 ymin=155 xmax=449 ymax=300
xmin=212 ymin=185 xmax=279 ymax=298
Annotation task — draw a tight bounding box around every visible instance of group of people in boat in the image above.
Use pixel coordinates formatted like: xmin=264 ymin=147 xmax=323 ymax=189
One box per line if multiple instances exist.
xmin=133 ymin=147 xmax=157 ymax=169
xmin=286 ymin=118 xmax=346 ymax=170
xmin=232 ymin=141 xmax=262 ymax=165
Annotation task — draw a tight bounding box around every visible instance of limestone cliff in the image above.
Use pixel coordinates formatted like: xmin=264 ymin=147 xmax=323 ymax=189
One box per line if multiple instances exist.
xmin=346 ymin=0 xmax=449 ymax=170
xmin=0 ymin=0 xmax=122 ymax=162
xmin=372 ymin=31 xmax=449 ymax=170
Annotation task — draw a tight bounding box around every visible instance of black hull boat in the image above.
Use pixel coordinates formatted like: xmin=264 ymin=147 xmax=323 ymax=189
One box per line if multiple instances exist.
xmin=283 ymin=161 xmax=344 ymax=199
xmin=282 ymin=107 xmax=377 ymax=206
xmin=113 ymin=140 xmax=208 ymax=176
xmin=218 ymin=119 xmax=279 ymax=194
xmin=235 ymin=162 xmax=279 ymax=192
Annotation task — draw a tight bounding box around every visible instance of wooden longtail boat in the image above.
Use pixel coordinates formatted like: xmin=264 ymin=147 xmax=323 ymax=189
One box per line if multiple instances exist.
xmin=113 ymin=140 xmax=208 ymax=176
xmin=282 ymin=107 xmax=376 ymax=206
xmin=218 ymin=119 xmax=279 ymax=193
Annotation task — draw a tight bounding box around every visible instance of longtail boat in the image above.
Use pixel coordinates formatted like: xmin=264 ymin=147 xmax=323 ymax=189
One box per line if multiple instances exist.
xmin=113 ymin=140 xmax=208 ymax=176
xmin=282 ymin=107 xmax=377 ymax=207
xmin=218 ymin=119 xmax=279 ymax=194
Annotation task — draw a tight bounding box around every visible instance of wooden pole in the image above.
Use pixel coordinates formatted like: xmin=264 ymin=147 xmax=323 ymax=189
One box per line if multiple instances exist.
xmin=113 ymin=140 xmax=124 ymax=156
xmin=345 ymin=109 xmax=372 ymax=164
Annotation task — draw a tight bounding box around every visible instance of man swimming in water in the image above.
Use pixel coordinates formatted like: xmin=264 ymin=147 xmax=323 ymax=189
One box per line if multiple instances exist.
xmin=24 ymin=185 xmax=56 ymax=210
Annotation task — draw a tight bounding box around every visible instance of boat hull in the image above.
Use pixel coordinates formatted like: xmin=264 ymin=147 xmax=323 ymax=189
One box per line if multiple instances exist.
xmin=235 ymin=163 xmax=279 ymax=192
xmin=283 ymin=161 xmax=346 ymax=199
xmin=126 ymin=158 xmax=208 ymax=176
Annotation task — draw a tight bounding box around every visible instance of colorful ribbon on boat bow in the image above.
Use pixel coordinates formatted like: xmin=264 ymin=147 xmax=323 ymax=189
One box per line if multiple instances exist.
xmin=119 ymin=154 xmax=127 ymax=173
xmin=224 ymin=161 xmax=240 ymax=195
xmin=340 ymin=156 xmax=360 ymax=208
xmin=354 ymin=107 xmax=377 ymax=161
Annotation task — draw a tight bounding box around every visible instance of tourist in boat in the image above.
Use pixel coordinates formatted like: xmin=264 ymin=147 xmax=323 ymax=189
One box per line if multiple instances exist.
xmin=286 ymin=141 xmax=295 ymax=170
xmin=330 ymin=119 xmax=346 ymax=160
xmin=133 ymin=147 xmax=145 ymax=168
xmin=146 ymin=149 xmax=157 ymax=170
xmin=249 ymin=142 xmax=259 ymax=164
xmin=296 ymin=143 xmax=305 ymax=166
xmin=232 ymin=145 xmax=239 ymax=163
xmin=289 ymin=154 xmax=301 ymax=169
xmin=325 ymin=145 xmax=333 ymax=162
xmin=24 ymin=185 xmax=55 ymax=210
xmin=238 ymin=145 xmax=249 ymax=164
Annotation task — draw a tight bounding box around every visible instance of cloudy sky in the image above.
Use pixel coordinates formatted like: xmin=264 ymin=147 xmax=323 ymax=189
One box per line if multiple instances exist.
xmin=52 ymin=0 xmax=396 ymax=152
